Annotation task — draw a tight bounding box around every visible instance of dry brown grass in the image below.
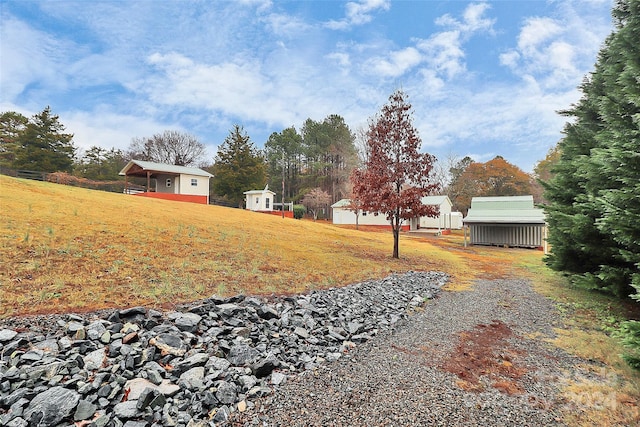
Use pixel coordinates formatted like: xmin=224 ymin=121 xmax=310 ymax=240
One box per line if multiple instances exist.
xmin=0 ymin=175 xmax=471 ymax=317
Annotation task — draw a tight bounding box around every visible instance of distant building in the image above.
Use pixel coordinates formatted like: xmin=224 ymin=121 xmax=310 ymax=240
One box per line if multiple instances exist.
xmin=463 ymin=195 xmax=546 ymax=248
xmin=244 ymin=186 xmax=276 ymax=211
xmin=331 ymin=195 xmax=461 ymax=231
xmin=119 ymin=160 xmax=213 ymax=204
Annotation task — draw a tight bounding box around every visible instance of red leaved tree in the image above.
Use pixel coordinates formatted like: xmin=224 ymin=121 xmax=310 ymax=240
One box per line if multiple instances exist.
xmin=351 ymin=90 xmax=440 ymax=258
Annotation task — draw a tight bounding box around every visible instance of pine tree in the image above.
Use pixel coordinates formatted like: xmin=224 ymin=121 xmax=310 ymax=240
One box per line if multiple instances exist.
xmin=212 ymin=125 xmax=266 ymax=208
xmin=13 ymin=106 xmax=75 ymax=173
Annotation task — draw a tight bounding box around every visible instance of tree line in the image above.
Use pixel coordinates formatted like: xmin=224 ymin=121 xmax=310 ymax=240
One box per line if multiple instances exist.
xmin=0 ymin=107 xmax=542 ymax=215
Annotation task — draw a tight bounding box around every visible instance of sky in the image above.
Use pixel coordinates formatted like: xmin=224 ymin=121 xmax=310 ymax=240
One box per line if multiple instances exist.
xmin=0 ymin=0 xmax=615 ymax=172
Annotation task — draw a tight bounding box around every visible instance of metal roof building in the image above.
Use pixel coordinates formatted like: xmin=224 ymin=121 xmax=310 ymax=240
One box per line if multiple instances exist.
xmin=463 ymin=196 xmax=546 ymax=248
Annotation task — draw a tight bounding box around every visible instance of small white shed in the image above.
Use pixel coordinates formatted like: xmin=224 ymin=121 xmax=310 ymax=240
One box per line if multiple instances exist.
xmin=419 ymin=195 xmax=463 ymax=230
xmin=244 ymin=186 xmax=276 ymax=211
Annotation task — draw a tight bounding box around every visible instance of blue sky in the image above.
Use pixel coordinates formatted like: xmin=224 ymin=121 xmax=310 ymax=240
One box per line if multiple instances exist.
xmin=1 ymin=0 xmax=614 ymax=172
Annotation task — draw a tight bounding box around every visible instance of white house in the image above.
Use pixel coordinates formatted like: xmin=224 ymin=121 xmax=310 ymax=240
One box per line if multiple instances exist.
xmin=331 ymin=199 xmax=410 ymax=229
xmin=244 ymin=186 xmax=276 ymax=211
xmin=331 ymin=196 xmax=462 ymax=230
xmin=119 ymin=160 xmax=213 ymax=204
xmin=419 ymin=195 xmax=463 ymax=230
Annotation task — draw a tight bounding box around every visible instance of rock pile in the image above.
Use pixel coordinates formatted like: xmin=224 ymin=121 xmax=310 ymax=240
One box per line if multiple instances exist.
xmin=0 ymin=271 xmax=447 ymax=427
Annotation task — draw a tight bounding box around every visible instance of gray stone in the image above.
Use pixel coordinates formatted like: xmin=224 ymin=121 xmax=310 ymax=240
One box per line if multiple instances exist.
xmin=293 ymin=326 xmax=309 ymax=339
xmin=179 ymin=366 xmax=205 ymax=389
xmin=32 ymin=338 xmax=59 ymax=354
xmin=175 ymin=352 xmax=209 ymax=371
xmin=124 ymin=378 xmax=180 ymax=399
xmin=24 ymin=386 xmax=80 ymax=426
xmin=84 ymin=347 xmax=106 ymax=371
xmin=252 ymin=354 xmax=280 ymax=378
xmin=205 ymin=356 xmax=231 ymax=371
xmin=6 ymin=418 xmax=28 ymax=427
xmin=212 ymin=405 xmax=230 ymax=423
xmin=227 ymin=343 xmax=259 ymax=366
xmin=135 ymin=387 xmax=157 ymax=410
xmin=113 ymin=400 xmax=139 ymax=419
xmin=74 ymin=399 xmax=97 ymax=421
xmin=149 ymin=333 xmax=186 ymax=356
xmin=119 ymin=306 xmax=146 ymax=317
xmin=173 ymin=312 xmax=202 ymax=332
xmin=271 ymin=372 xmax=287 ymax=385
xmin=215 ymin=381 xmax=238 ymax=404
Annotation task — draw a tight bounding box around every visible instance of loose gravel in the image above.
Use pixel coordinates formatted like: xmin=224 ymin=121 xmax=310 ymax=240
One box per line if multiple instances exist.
xmin=0 ymin=273 xmax=585 ymax=427
xmin=229 ymin=278 xmax=581 ymax=427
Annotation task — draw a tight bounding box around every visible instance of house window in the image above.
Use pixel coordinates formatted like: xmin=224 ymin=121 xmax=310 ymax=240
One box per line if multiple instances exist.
xmin=191 ymin=178 xmax=198 ymax=186
xmin=265 ymin=198 xmax=270 ymax=209
xmin=256 ymin=197 xmax=260 ymax=205
xmin=166 ymin=178 xmax=172 ymax=188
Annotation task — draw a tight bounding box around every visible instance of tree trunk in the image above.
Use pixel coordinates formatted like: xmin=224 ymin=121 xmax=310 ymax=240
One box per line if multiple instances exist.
xmin=392 ymin=215 xmax=400 ymax=258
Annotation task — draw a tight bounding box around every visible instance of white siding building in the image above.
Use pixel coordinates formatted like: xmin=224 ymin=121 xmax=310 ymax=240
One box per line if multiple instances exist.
xmin=244 ymin=186 xmax=276 ymax=211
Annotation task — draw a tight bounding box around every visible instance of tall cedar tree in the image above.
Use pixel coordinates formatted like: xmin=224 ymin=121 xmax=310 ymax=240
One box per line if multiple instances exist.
xmin=212 ymin=125 xmax=266 ymax=208
xmin=543 ymin=0 xmax=639 ymax=299
xmin=351 ymin=90 xmax=440 ymax=258
xmin=13 ymin=106 xmax=75 ymax=173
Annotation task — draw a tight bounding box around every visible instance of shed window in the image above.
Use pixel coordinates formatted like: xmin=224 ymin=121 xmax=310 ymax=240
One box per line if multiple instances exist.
xmin=265 ymin=198 xmax=270 ymax=208
xmin=166 ymin=178 xmax=172 ymax=188
xmin=191 ymin=178 xmax=198 ymax=186
xmin=256 ymin=197 xmax=260 ymax=205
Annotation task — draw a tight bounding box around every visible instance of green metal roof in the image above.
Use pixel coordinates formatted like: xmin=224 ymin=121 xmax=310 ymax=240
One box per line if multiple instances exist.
xmin=119 ymin=160 xmax=213 ymax=178
xmin=331 ymin=198 xmax=352 ymax=208
xmin=464 ymin=195 xmax=546 ymax=224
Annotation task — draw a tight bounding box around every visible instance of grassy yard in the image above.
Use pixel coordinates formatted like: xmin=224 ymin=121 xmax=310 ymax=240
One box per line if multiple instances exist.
xmin=1 ymin=175 xmax=480 ymax=317
xmin=1 ymin=175 xmax=639 ymax=425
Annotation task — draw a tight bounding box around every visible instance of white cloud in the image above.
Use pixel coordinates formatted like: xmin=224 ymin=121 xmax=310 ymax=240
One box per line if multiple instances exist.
xmin=415 ymin=3 xmax=495 ymax=80
xmin=63 ymin=109 xmax=175 ymax=152
xmin=365 ymin=47 xmax=422 ymax=78
xmin=325 ymin=0 xmax=390 ymax=30
xmin=500 ymin=2 xmax=612 ymax=91
xmin=0 ymin=17 xmax=71 ymax=99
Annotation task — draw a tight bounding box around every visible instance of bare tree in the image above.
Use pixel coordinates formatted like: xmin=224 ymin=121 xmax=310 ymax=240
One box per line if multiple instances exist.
xmin=302 ymin=187 xmax=332 ymax=221
xmin=127 ymin=130 xmax=206 ymax=166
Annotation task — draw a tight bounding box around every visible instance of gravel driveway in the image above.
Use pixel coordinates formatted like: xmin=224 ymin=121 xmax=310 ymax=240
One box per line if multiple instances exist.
xmin=230 ymin=278 xmax=580 ymax=427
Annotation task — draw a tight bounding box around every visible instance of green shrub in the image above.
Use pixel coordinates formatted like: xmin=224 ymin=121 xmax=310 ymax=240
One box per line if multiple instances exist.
xmin=293 ymin=204 xmax=305 ymax=220
xmin=618 ymin=320 xmax=640 ymax=370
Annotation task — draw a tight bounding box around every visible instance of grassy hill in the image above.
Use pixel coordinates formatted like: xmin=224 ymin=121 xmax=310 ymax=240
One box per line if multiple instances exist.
xmin=1 ymin=175 xmax=498 ymax=317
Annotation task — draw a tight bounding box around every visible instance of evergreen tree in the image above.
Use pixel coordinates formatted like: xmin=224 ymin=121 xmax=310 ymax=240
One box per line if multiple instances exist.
xmin=0 ymin=111 xmax=28 ymax=168
xmin=13 ymin=106 xmax=76 ymax=173
xmin=543 ymin=0 xmax=639 ymax=299
xmin=264 ymin=127 xmax=303 ymax=202
xmin=212 ymin=125 xmax=266 ymax=208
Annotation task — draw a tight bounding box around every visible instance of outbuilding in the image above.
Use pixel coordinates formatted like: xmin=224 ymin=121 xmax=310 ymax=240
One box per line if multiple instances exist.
xmin=244 ymin=186 xmax=276 ymax=212
xmin=119 ymin=160 xmax=213 ymax=204
xmin=418 ymin=195 xmax=463 ymax=230
xmin=463 ymin=195 xmax=546 ymax=248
